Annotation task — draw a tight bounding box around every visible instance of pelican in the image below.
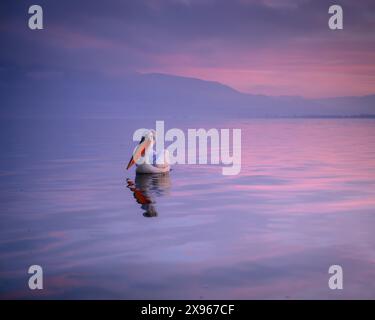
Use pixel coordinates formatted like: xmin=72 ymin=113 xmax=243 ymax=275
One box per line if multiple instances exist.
xmin=126 ymin=129 xmax=170 ymax=174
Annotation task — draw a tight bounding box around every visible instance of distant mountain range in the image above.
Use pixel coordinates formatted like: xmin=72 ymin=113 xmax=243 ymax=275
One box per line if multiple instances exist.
xmin=1 ymin=71 xmax=374 ymax=118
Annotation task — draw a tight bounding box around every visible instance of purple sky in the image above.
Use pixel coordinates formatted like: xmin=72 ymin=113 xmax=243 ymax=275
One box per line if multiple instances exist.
xmin=1 ymin=0 xmax=375 ymax=97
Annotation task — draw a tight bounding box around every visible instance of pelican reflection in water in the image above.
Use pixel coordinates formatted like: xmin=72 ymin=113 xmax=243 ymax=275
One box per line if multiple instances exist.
xmin=126 ymin=173 xmax=171 ymax=217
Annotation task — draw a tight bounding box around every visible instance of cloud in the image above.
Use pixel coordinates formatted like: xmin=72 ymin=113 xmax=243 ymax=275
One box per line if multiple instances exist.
xmin=1 ymin=0 xmax=374 ymax=97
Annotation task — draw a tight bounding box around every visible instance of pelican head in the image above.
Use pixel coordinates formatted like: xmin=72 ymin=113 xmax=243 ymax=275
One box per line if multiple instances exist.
xmin=126 ymin=129 xmax=156 ymax=170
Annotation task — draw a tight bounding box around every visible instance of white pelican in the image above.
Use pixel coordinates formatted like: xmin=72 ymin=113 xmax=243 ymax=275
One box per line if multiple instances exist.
xmin=126 ymin=129 xmax=170 ymax=174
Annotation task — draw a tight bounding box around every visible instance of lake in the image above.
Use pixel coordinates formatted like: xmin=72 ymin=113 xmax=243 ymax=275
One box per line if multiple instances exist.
xmin=0 ymin=118 xmax=374 ymax=299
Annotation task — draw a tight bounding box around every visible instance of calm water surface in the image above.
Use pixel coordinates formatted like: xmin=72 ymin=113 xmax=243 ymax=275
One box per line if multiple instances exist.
xmin=0 ymin=118 xmax=374 ymax=299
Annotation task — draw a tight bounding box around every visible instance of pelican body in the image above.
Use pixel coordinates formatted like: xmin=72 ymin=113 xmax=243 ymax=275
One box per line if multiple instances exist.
xmin=126 ymin=129 xmax=170 ymax=174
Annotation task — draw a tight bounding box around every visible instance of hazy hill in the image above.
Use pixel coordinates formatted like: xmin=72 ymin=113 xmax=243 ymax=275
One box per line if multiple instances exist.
xmin=1 ymin=71 xmax=374 ymax=118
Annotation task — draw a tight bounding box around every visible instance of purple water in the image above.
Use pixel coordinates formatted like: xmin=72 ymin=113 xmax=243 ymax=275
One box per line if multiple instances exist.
xmin=0 ymin=118 xmax=375 ymax=299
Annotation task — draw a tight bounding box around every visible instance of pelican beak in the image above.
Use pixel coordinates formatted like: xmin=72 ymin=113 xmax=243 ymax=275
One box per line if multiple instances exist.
xmin=126 ymin=137 xmax=151 ymax=170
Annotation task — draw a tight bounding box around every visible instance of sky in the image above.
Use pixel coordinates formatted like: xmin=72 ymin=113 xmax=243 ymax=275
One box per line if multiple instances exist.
xmin=1 ymin=0 xmax=375 ymax=98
